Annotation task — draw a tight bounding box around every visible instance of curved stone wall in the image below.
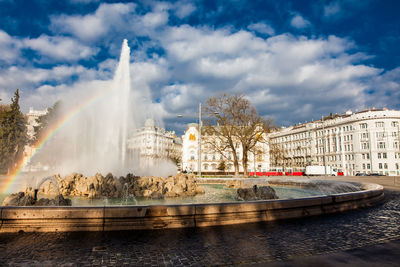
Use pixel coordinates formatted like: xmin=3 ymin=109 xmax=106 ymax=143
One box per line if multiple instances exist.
xmin=0 ymin=180 xmax=384 ymax=233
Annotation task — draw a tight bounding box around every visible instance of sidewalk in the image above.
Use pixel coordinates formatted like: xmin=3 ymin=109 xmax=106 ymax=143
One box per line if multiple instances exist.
xmin=319 ymin=175 xmax=400 ymax=191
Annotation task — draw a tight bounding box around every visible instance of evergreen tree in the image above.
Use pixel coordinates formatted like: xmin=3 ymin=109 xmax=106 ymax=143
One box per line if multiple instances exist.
xmin=0 ymin=89 xmax=28 ymax=174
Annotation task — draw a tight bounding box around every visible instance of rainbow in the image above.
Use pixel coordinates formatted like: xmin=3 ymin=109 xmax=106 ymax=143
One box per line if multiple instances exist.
xmin=1 ymin=87 xmax=107 ymax=194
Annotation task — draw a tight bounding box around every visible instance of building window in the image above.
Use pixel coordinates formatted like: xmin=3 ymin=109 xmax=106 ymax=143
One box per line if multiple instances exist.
xmin=360 ymin=123 xmax=368 ymax=129
xmin=361 ymin=143 xmax=369 ymax=150
xmin=204 ymin=164 xmax=208 ymax=170
xmin=384 ymin=163 xmax=388 ymax=169
xmin=383 ymin=153 xmax=387 ymax=159
xmin=376 ymin=132 xmax=385 ymax=138
xmin=363 ymin=163 xmax=365 ymax=169
xmin=379 ymin=163 xmax=383 ymax=169
xmin=377 ymin=142 xmax=386 ymax=149
xmin=392 ymin=121 xmax=399 ymax=127
xmin=367 ymin=164 xmax=371 ymax=169
xmin=378 ymin=153 xmax=382 ymax=159
xmin=376 ymin=121 xmax=384 ymax=127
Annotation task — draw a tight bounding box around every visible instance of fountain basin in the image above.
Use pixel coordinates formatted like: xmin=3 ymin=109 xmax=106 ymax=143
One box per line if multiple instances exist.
xmin=0 ymin=179 xmax=384 ymax=233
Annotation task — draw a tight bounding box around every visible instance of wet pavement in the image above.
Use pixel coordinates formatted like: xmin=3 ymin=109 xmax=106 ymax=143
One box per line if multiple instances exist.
xmin=0 ymin=189 xmax=399 ymax=266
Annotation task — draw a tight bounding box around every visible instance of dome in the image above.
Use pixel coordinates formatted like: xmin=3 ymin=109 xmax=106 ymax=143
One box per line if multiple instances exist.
xmin=145 ymin=118 xmax=155 ymax=127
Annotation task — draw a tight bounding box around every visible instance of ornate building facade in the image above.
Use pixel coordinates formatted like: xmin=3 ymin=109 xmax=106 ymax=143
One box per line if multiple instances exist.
xmin=127 ymin=118 xmax=182 ymax=169
xmin=269 ymin=108 xmax=400 ymax=176
xmin=181 ymin=123 xmax=269 ymax=173
xmin=23 ymin=108 xmax=48 ymax=171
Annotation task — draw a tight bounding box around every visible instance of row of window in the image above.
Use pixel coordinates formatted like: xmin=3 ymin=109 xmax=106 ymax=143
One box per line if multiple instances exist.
xmin=272 ymin=119 xmax=399 ymax=142
xmin=361 ymin=121 xmax=399 ymax=128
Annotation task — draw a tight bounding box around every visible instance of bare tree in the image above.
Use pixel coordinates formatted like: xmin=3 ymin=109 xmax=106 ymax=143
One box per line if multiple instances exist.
xmin=204 ymin=93 xmax=274 ymax=176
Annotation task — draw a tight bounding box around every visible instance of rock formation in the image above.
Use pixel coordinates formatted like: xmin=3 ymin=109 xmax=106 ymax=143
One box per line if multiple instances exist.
xmin=35 ymin=172 xmax=205 ymax=200
xmin=2 ymin=192 xmax=72 ymax=206
xmin=237 ymin=185 xmax=278 ymax=201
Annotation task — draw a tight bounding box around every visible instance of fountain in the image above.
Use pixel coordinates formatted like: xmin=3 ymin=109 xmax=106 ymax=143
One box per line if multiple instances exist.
xmin=26 ymin=39 xmax=174 ymax=177
xmin=0 ymin=40 xmax=385 ymax=232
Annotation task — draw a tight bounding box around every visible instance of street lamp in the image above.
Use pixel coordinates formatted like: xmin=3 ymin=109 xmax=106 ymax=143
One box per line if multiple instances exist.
xmin=322 ymin=115 xmax=327 ymax=175
xmin=198 ymin=103 xmax=202 ymax=179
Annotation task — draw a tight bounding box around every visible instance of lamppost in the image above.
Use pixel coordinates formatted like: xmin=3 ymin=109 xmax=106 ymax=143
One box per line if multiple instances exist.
xmin=322 ymin=115 xmax=327 ymax=175
xmin=198 ymin=103 xmax=202 ymax=179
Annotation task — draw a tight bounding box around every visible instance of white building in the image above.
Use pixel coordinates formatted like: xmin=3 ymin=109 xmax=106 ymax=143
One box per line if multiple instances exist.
xmin=181 ymin=123 xmax=269 ymax=174
xmin=127 ymin=118 xmax=182 ymax=168
xmin=26 ymin=107 xmax=47 ymax=139
xmin=269 ymin=108 xmax=400 ymax=176
xmin=23 ymin=108 xmax=48 ymax=170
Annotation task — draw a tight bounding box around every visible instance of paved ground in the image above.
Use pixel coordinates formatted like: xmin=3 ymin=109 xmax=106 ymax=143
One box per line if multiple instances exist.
xmin=0 ymin=178 xmax=399 ymax=266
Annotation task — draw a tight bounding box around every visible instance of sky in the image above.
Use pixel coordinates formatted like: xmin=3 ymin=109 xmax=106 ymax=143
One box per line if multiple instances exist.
xmin=0 ymin=0 xmax=399 ymax=134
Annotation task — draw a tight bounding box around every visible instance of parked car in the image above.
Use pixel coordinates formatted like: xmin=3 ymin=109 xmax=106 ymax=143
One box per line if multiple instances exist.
xmin=355 ymin=173 xmax=368 ymax=176
xmin=369 ymin=173 xmax=385 ymax=176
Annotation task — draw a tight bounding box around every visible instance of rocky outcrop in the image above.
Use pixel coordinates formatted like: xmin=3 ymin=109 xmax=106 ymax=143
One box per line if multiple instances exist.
xmin=35 ymin=172 xmax=205 ymax=200
xmin=237 ymin=185 xmax=278 ymax=201
xmin=2 ymin=192 xmax=72 ymax=206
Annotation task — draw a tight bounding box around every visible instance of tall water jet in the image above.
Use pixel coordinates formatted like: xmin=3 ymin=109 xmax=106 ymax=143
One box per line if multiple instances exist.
xmin=66 ymin=39 xmax=133 ymax=174
xmin=21 ymin=39 xmax=176 ymax=180
xmin=27 ymin=39 xmax=135 ymax=176
xmin=105 ymin=39 xmax=131 ymax=164
xmin=114 ymin=39 xmax=131 ymax=164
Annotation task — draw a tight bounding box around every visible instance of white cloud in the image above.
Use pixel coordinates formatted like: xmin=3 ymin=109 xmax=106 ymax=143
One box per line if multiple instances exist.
xmin=0 ymin=6 xmax=395 ymax=129
xmin=248 ymin=22 xmax=275 ymax=36
xmin=290 ymin=14 xmax=311 ymax=29
xmin=151 ymin=25 xmax=383 ymax=124
xmin=161 ymin=26 xmax=266 ymax=62
xmin=141 ymin=10 xmax=169 ymax=28
xmin=173 ymin=1 xmax=196 ymax=19
xmin=365 ymin=67 xmax=400 ymax=109
xmin=0 ymin=65 xmax=99 ymax=108
xmin=0 ymin=30 xmax=21 ymax=63
xmin=23 ymin=35 xmax=99 ymax=62
xmin=50 ymin=3 xmax=137 ymax=42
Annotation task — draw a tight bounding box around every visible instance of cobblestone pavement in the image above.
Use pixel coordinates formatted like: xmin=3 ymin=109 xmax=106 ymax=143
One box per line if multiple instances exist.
xmin=0 ymin=190 xmax=399 ymax=266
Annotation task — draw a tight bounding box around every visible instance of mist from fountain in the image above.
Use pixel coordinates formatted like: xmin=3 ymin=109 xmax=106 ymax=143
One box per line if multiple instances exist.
xmin=27 ymin=39 xmax=176 ymax=178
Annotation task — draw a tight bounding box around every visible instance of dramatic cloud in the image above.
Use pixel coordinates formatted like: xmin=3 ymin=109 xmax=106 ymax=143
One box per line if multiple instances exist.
xmin=149 ymin=25 xmax=383 ymax=124
xmin=0 ymin=0 xmax=398 ymax=132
